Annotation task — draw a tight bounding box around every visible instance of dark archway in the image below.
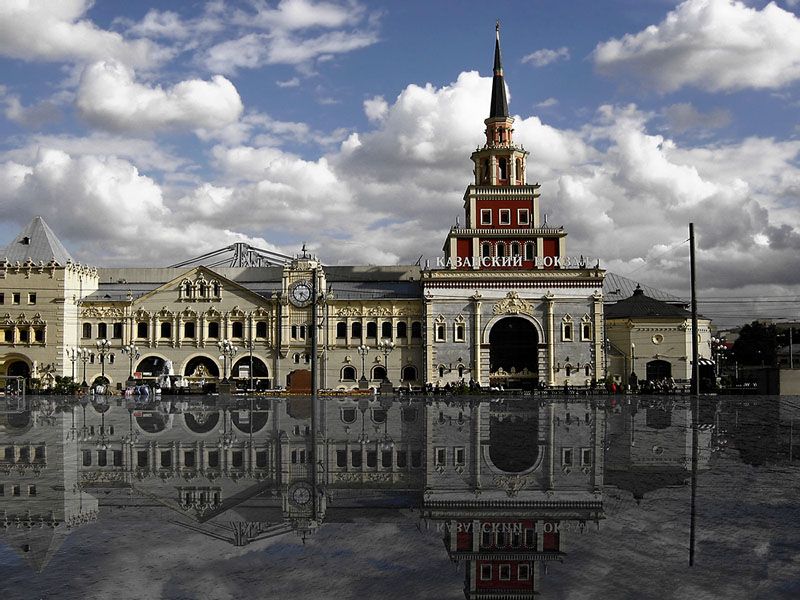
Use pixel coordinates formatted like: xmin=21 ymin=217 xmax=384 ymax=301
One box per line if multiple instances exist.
xmin=489 ymin=412 xmax=540 ymax=473
xmin=184 ymin=356 xmax=220 ymax=379
xmin=184 ymin=411 xmax=220 ymax=434
xmin=231 ymin=357 xmax=270 ymax=388
xmin=489 ymin=317 xmax=539 ymax=385
xmin=646 ymin=360 xmax=672 ymax=381
xmin=6 ymin=360 xmax=31 ymax=391
xmin=136 ymin=356 xmax=165 ymax=378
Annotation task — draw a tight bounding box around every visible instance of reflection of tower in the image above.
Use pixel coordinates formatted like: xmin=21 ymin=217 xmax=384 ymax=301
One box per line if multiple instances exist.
xmin=423 ymin=398 xmax=605 ymax=597
xmin=0 ymin=409 xmax=99 ymax=572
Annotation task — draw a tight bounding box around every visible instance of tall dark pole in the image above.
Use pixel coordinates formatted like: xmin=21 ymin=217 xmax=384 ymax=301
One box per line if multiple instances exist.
xmin=689 ymin=223 xmax=699 ymax=566
xmin=310 ymin=267 xmax=318 ymax=522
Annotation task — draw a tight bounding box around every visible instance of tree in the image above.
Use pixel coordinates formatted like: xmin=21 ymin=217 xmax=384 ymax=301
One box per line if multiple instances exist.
xmin=732 ymin=321 xmax=778 ymax=366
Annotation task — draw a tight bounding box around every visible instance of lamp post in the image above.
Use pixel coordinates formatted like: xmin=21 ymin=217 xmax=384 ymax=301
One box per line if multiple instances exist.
xmin=79 ymin=348 xmax=91 ymax=387
xmin=96 ymin=338 xmax=111 ymax=382
xmin=377 ymin=340 xmax=395 ymax=383
xmin=65 ymin=347 xmax=79 ymax=381
xmin=122 ymin=343 xmax=140 ymax=380
xmin=217 ymin=339 xmax=238 ymax=383
xmin=357 ymin=345 xmax=369 ymax=387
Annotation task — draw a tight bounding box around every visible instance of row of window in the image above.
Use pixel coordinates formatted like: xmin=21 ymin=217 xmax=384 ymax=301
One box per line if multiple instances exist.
xmin=81 ymin=320 xmax=270 ymax=341
xmin=434 ymin=446 xmax=466 ymax=467
xmin=0 ymin=292 xmax=36 ymax=305
xmin=0 ymin=326 xmax=45 ymax=344
xmin=478 ymin=156 xmax=524 ymax=184
xmin=336 ymin=321 xmax=422 ymax=340
xmin=125 ymin=449 xmax=269 ymax=469
xmin=480 ymin=241 xmax=536 ymax=261
xmin=479 ymin=563 xmax=531 ymax=582
xmin=480 ymin=527 xmax=536 ymax=550
xmin=340 ymin=406 xmax=418 ymax=424
xmin=179 ymin=279 xmax=222 ymax=300
xmin=434 ymin=322 xmax=465 ymax=343
xmin=2 ymin=446 xmax=46 ymax=462
xmin=562 ymin=321 xmax=593 ymax=342
xmin=0 ymin=484 xmax=37 ymax=497
xmin=479 ymin=208 xmax=530 ymax=227
xmin=335 ymin=448 xmax=423 ymax=469
xmin=562 ymin=447 xmax=593 ymax=467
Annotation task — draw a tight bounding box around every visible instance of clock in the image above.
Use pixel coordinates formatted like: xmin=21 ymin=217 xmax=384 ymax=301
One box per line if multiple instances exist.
xmin=289 ymin=481 xmax=313 ymax=506
xmin=289 ymin=280 xmax=312 ymax=307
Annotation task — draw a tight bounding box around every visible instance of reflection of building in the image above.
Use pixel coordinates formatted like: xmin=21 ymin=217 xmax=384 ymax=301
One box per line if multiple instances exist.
xmin=0 ymin=407 xmax=98 ymax=572
xmin=605 ymin=286 xmax=712 ymax=385
xmin=1 ymin=27 xmax=606 ymax=393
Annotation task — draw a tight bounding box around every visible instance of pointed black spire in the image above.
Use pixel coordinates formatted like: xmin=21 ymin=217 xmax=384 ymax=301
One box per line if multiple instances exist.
xmin=489 ymin=21 xmax=509 ymax=119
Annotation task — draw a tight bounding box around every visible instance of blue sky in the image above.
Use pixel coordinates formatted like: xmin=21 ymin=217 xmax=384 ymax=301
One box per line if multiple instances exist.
xmin=1 ymin=0 xmax=799 ymax=325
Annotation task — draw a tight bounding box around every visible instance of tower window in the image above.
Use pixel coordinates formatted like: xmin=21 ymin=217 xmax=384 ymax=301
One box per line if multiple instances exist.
xmin=525 ymin=242 xmax=535 ymax=261
xmin=496 ymin=243 xmax=506 ymax=258
xmin=480 ymin=564 xmax=492 ymax=580
xmin=481 ymin=242 xmax=492 ymax=258
xmin=518 ymin=208 xmax=530 ymax=225
xmin=498 ymin=157 xmax=508 ymax=180
xmin=499 ymin=209 xmax=511 ymax=225
xmin=480 ymin=209 xmax=492 ymax=225
xmin=510 ymin=242 xmax=521 ymax=257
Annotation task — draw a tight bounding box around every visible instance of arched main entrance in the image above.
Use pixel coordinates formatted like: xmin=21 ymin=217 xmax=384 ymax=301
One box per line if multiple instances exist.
xmin=231 ymin=357 xmax=270 ymax=389
xmin=5 ymin=360 xmax=31 ymax=393
xmin=646 ymin=359 xmax=671 ymax=382
xmin=489 ymin=317 xmax=539 ymax=389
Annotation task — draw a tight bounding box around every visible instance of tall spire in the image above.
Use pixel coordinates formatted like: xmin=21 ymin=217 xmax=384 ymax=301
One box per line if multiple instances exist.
xmin=489 ymin=21 xmax=509 ymax=119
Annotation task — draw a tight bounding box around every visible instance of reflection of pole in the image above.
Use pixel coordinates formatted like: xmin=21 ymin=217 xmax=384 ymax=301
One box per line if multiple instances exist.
xmin=689 ymin=222 xmax=699 ymax=567
xmin=310 ymin=267 xmax=318 ymax=523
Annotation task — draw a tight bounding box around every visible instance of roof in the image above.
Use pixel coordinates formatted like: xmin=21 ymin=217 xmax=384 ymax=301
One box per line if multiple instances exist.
xmin=1 ymin=216 xmax=74 ymax=265
xmin=603 ymin=272 xmax=685 ymax=304
xmin=605 ymin=286 xmax=692 ymax=319
xmin=489 ymin=25 xmax=508 ymax=119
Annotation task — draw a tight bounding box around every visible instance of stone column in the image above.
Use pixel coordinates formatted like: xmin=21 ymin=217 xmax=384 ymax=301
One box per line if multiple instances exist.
xmin=471 ymin=293 xmax=482 ymax=385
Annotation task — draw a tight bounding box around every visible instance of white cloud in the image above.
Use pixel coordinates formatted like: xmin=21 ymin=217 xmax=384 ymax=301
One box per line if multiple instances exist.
xmin=363 ymin=95 xmax=388 ymax=122
xmin=3 ymin=94 xmax=62 ymax=128
xmin=535 ymin=97 xmax=559 ymax=109
xmin=594 ymin=0 xmax=800 ymax=92
xmin=75 ymin=61 xmax=243 ymax=133
xmin=0 ymin=0 xmax=167 ymax=68
xmin=235 ymin=0 xmax=365 ymax=31
xmin=521 ymin=46 xmax=570 ymax=67
xmin=125 ymin=9 xmax=190 ymax=40
xmin=276 ymin=77 xmax=301 ymax=88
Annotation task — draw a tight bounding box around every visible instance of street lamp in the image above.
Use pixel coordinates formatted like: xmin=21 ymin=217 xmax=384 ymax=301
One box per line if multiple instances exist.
xmin=217 ymin=339 xmax=238 ymax=383
xmin=122 ymin=343 xmax=140 ymax=380
xmin=377 ymin=340 xmax=395 ymax=383
xmin=78 ymin=348 xmax=92 ymax=387
xmin=357 ymin=345 xmax=369 ymax=385
xmin=96 ymin=338 xmax=111 ymax=382
xmin=65 ymin=347 xmax=79 ymax=381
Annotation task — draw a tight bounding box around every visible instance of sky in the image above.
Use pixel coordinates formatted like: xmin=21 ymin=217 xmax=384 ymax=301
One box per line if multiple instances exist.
xmin=0 ymin=0 xmax=799 ymax=326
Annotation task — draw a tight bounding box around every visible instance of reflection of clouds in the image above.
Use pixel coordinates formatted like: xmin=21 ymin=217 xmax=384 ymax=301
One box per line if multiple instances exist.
xmin=0 ymin=509 xmax=461 ymax=599
xmin=544 ymin=456 xmax=800 ymax=599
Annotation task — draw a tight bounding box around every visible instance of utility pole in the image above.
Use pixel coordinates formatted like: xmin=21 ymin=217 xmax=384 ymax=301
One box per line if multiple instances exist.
xmin=689 ymin=222 xmax=699 ymax=567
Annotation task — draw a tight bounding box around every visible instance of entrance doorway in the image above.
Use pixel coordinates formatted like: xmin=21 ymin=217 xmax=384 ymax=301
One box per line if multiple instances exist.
xmin=489 ymin=317 xmax=539 ymax=388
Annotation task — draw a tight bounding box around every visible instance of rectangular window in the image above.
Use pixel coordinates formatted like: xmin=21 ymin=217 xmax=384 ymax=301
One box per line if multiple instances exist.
xmin=562 ymin=448 xmax=573 ymax=467
xmin=518 ymin=564 xmax=530 ymax=580
xmin=499 ymin=564 xmax=511 ymax=581
xmin=34 ymin=446 xmax=45 ymax=460
xmin=499 ymin=209 xmax=511 ymax=225
xmin=518 ymin=208 xmax=530 ymax=225
xmin=435 ymin=447 xmax=446 ymax=466
xmin=3 ymin=328 xmax=12 ymax=343
xmin=112 ymin=322 xmax=123 ymax=338
xmin=0 ymin=484 xmax=3 ymax=496
xmin=137 ymin=451 xmax=148 ymax=468
xmin=411 ymin=451 xmax=422 ymax=468
xmin=184 ymin=321 xmax=196 ymax=338
xmin=581 ymin=322 xmax=592 ymax=341
xmin=208 ymin=321 xmax=220 ymax=338
xmin=113 ymin=450 xmax=123 ymax=467
xmin=455 ymin=447 xmax=465 ymax=466
xmin=454 ymin=323 xmax=465 ymax=342
xmin=562 ymin=322 xmax=573 ymax=342
xmin=396 ymin=450 xmax=407 ymax=468
xmin=435 ymin=324 xmax=445 ymax=342
xmin=12 ymin=485 xmax=21 ymax=497
xmin=524 ymin=528 xmax=535 ymax=547
xmin=97 ymin=451 xmax=107 ymax=467
xmin=28 ymin=293 xmax=36 ymax=304
xmin=184 ymin=451 xmax=196 ymax=468
xmin=480 ymin=209 xmax=492 ymax=225
xmin=366 ymin=451 xmax=377 ymax=468
xmin=0 ymin=293 xmax=4 ymax=304
xmin=12 ymin=293 xmax=20 ymax=305
xmin=137 ymin=322 xmax=148 ymax=338
xmin=207 ymin=451 xmax=219 ymax=468
xmin=18 ymin=328 xmax=29 ymax=343
xmin=256 ymin=451 xmax=268 ymax=468
xmin=82 ymin=450 xmax=92 ymax=467
xmin=160 ymin=451 xmax=172 ymax=468
xmin=481 ymin=530 xmax=493 ymax=548
xmin=336 ymin=450 xmax=347 ymax=468
xmin=581 ymin=448 xmax=592 ymax=466
xmin=351 ymin=450 xmax=362 ymax=468
xmin=480 ymin=564 xmax=492 ymax=581
xmin=232 ymin=451 xmax=243 ymax=468
xmin=381 ymin=451 xmax=392 ymax=468
xmin=34 ymin=328 xmax=44 ymax=343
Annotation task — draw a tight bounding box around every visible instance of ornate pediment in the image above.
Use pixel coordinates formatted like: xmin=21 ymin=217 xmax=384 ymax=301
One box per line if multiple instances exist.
xmin=336 ymin=306 xmax=361 ymax=317
xmin=367 ymin=306 xmax=391 ymax=317
xmin=492 ymin=291 xmax=533 ymax=316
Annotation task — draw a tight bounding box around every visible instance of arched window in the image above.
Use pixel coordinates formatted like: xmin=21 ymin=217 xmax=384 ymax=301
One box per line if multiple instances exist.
xmin=458 ymin=365 xmax=465 ymax=378
xmin=231 ymin=322 xmax=244 ymax=338
xmin=212 ymin=282 xmax=221 ymax=297
xmin=341 ymin=408 xmax=357 ymax=424
xmin=497 ymin=243 xmax=506 ymax=258
xmin=525 ymin=242 xmax=535 ymax=261
xmin=498 ymin=157 xmax=508 ymax=179
xmin=481 ymin=242 xmax=492 ymax=257
xmin=372 ymin=365 xmax=387 ymax=381
xmin=160 ymin=322 xmax=172 ymax=339
xmin=183 ymin=281 xmax=192 ymax=298
xmin=401 ymin=366 xmax=417 ymax=382
xmin=397 ymin=322 xmax=407 ymax=338
xmin=198 ymin=282 xmax=207 ymax=297
xmin=98 ymin=323 xmax=107 ymax=338
xmin=351 ymin=322 xmax=362 ymax=338
xmin=411 ymin=322 xmax=422 ymax=338
xmin=82 ymin=323 xmax=92 ymax=338
xmin=336 ymin=321 xmax=347 ymax=338
xmin=256 ymin=321 xmax=267 ymax=338
xmin=366 ymin=322 xmax=377 ymax=338
xmin=438 ymin=365 xmax=445 ymax=378
xmin=510 ymin=242 xmax=521 ymax=257
xmin=293 ymin=353 xmax=300 ymax=364
xmin=585 ymin=364 xmax=591 ymax=376
xmin=341 ymin=366 xmax=357 ymax=381
xmin=381 ymin=321 xmax=392 ymax=339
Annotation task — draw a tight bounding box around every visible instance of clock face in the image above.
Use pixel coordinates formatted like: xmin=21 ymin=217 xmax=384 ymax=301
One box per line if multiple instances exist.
xmin=290 ymin=482 xmax=313 ymax=506
xmin=290 ymin=281 xmax=312 ymax=306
